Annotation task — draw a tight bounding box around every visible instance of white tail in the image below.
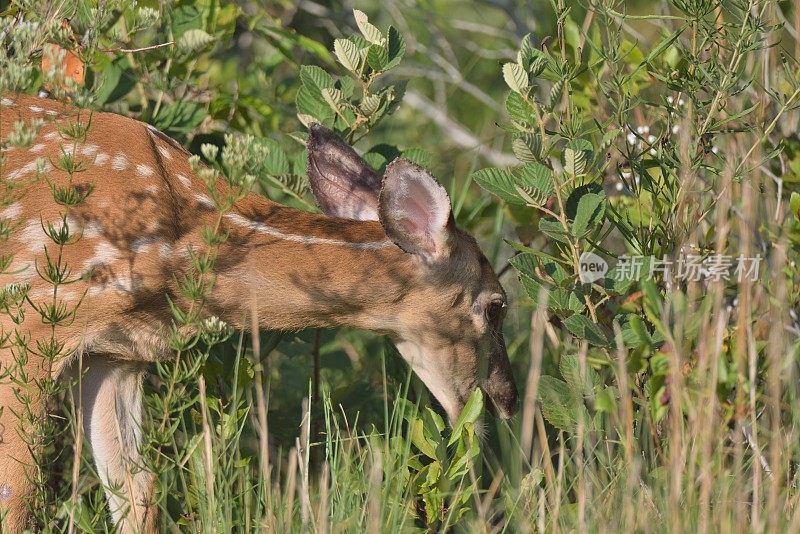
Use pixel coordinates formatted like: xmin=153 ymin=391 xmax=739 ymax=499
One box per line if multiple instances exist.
xmin=0 ymin=94 xmax=518 ymax=532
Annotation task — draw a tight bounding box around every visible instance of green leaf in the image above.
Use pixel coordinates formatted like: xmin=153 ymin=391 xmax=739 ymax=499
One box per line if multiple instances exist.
xmin=791 ymin=191 xmax=800 ymax=219
xmin=547 ymin=78 xmax=565 ymax=111
xmin=385 ymin=26 xmax=406 ymax=69
xmin=563 ymin=314 xmax=610 ymax=346
xmin=563 ymin=138 xmax=593 ymax=177
xmin=642 ymin=26 xmax=685 ymax=67
xmin=512 ymin=133 xmax=542 ymax=163
xmin=360 ymin=93 xmax=383 ymax=116
xmin=353 ymin=9 xmax=384 ymax=44
xmin=296 ymin=86 xmax=334 ymax=125
xmin=410 ymin=419 xmax=438 ymax=459
xmin=178 ymin=29 xmax=214 ymax=53
xmin=560 ymin=353 xmax=600 ymax=397
xmin=449 ymin=388 xmax=483 ymax=446
xmin=367 ymin=44 xmax=389 ymax=71
xmin=299 ymin=65 xmax=333 ymax=91
xmin=93 ymin=56 xmax=132 ymax=105
xmin=505 ymin=93 xmax=534 ymax=125
xmin=516 ymin=34 xmax=535 ymax=69
xmin=321 ymin=87 xmax=343 ymax=111
xmin=538 ymin=376 xmax=584 ymax=432
xmin=503 ymin=62 xmax=529 ymax=94
xmin=334 ymin=38 xmax=362 ymax=72
xmin=401 ymin=148 xmax=433 ymax=167
xmin=538 ymin=218 xmax=570 ymax=244
xmin=471 ymin=167 xmax=524 ymax=205
xmin=571 ymin=192 xmax=605 ymax=237
xmin=515 ymin=162 xmax=554 ymax=207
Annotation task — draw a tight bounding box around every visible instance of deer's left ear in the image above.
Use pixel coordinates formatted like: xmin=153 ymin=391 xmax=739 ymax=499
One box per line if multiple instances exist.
xmin=379 ymin=159 xmax=455 ymax=263
xmin=307 ymin=123 xmax=381 ymax=221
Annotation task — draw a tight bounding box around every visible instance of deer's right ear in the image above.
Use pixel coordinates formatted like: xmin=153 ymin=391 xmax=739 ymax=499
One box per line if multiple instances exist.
xmin=379 ymin=159 xmax=455 ymax=263
xmin=306 ymin=124 xmax=381 ymax=221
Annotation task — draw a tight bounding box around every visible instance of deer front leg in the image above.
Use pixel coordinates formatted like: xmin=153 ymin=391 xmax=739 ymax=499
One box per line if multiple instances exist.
xmin=81 ymin=355 xmax=157 ymax=533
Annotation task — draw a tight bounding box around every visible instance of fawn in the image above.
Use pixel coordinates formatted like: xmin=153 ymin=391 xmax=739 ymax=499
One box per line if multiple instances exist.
xmin=0 ymin=94 xmax=519 ymax=532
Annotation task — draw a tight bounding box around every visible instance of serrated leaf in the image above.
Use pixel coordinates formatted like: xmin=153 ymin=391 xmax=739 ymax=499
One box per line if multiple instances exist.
xmin=401 ymin=147 xmax=432 ymax=167
xmin=367 ymin=44 xmax=389 ymax=71
xmin=560 ymin=354 xmax=600 ymax=397
xmin=547 ymin=78 xmax=565 ymax=111
xmin=512 ymin=133 xmax=542 ymax=163
xmin=360 ymin=93 xmax=382 ymax=115
xmin=178 ymin=29 xmax=213 ymax=53
xmin=296 ymin=86 xmax=334 ymax=124
xmin=515 ymin=162 xmax=553 ymax=207
xmin=334 ymin=38 xmax=362 ymax=72
xmin=538 ymin=218 xmax=570 ymax=244
xmin=503 ymin=62 xmax=529 ymax=94
xmin=538 ymin=376 xmax=583 ymax=432
xmin=299 ymin=65 xmax=333 ymax=91
xmin=571 ymin=192 xmax=605 ymax=237
xmin=517 ymin=34 xmax=535 ymax=69
xmin=563 ymin=138 xmax=593 ymax=177
xmin=505 ymin=92 xmax=534 ymax=124
xmin=353 ymin=9 xmax=384 ymax=44
xmin=321 ymin=87 xmax=343 ymax=111
xmin=386 ymin=26 xmax=406 ymax=69
xmin=563 ymin=314 xmax=610 ymax=346
xmin=471 ymin=167 xmax=525 ymax=205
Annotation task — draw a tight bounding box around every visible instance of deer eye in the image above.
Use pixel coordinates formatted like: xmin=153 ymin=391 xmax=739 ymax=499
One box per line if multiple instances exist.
xmin=486 ymin=300 xmax=506 ymax=323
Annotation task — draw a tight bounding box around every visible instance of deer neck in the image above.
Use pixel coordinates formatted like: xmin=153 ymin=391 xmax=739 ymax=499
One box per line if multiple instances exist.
xmin=206 ymin=194 xmax=416 ymax=333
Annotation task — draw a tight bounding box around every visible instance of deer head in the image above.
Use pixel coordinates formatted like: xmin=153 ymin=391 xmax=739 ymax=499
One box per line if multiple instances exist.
xmin=307 ymin=124 xmax=519 ymax=423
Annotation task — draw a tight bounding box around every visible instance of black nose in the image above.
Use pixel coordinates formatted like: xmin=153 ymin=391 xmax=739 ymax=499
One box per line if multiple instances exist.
xmin=485 ymin=381 xmax=519 ymax=419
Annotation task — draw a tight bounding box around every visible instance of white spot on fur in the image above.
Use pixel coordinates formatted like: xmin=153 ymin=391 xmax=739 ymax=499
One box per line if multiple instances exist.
xmin=1 ymin=203 xmax=22 ymax=220
xmin=0 ymin=98 xmax=14 ymax=107
xmin=111 ymin=153 xmax=129 ymax=171
xmin=0 ymin=483 xmax=11 ymax=501
xmin=146 ymin=184 xmax=159 ymax=194
xmin=19 ymin=219 xmax=50 ymax=252
xmin=136 ymin=163 xmax=155 ymax=177
xmin=27 ymin=286 xmax=78 ymax=301
xmin=82 ymin=242 xmax=122 ymax=271
xmin=6 ymin=159 xmax=49 ymax=181
xmin=194 ymin=194 xmax=215 ymax=208
xmin=80 ymin=144 xmax=99 ymax=157
xmin=158 ymin=243 xmax=172 ymax=259
xmin=157 ymin=146 xmax=173 ymax=160
xmin=29 ymin=143 xmax=47 ymax=154
xmin=28 ymin=105 xmax=44 ymax=113
xmin=44 ymin=131 xmax=60 ymax=141
xmin=224 ymin=213 xmax=393 ymax=249
xmin=176 ymin=174 xmax=191 ymax=188
xmin=130 ymin=237 xmax=158 ymax=253
xmin=95 ymin=153 xmax=110 ymax=166
xmin=45 ymin=109 xmax=59 ymax=116
xmin=82 ymin=221 xmax=103 ymax=239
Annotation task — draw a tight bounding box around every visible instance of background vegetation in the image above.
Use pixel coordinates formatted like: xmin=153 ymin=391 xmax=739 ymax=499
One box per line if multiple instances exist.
xmin=3 ymin=0 xmax=800 ymax=531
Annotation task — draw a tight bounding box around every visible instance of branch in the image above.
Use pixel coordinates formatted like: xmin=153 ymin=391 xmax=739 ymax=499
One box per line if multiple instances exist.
xmin=403 ymin=91 xmax=518 ymax=167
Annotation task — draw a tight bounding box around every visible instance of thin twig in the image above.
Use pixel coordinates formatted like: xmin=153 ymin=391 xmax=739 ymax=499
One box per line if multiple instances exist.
xmin=97 ymin=41 xmax=174 ymax=54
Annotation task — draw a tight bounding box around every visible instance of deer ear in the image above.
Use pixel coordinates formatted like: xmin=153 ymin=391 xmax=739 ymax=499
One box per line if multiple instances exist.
xmin=306 ymin=123 xmax=380 ymax=221
xmin=379 ymin=159 xmax=455 ymax=263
